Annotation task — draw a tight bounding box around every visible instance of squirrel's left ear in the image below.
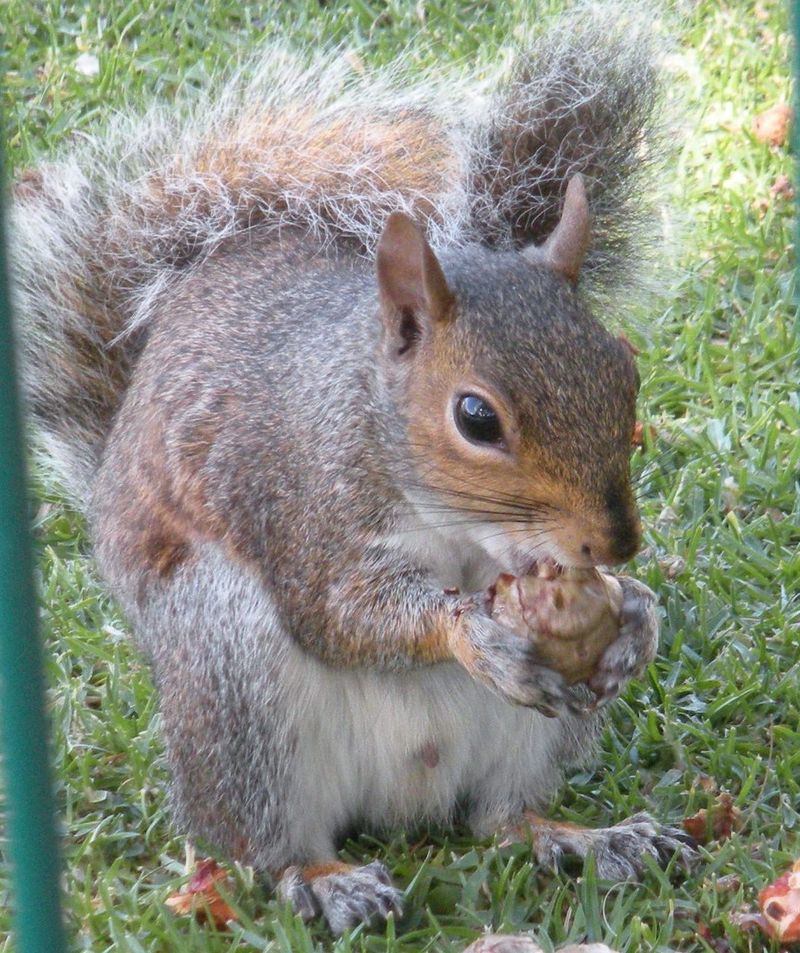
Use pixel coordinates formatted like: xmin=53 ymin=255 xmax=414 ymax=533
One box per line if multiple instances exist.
xmin=376 ymin=212 xmax=454 ymax=354
xmin=525 ymin=174 xmax=591 ymax=284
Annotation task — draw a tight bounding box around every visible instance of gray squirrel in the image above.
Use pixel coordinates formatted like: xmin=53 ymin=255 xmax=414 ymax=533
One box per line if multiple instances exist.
xmin=11 ymin=6 xmax=694 ymax=936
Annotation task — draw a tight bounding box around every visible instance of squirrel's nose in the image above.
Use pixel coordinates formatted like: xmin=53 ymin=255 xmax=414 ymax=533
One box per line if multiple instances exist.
xmin=602 ymin=514 xmax=642 ymax=564
xmin=606 ymin=530 xmax=641 ymax=564
xmin=579 ymin=527 xmax=640 ymax=567
xmin=548 ymin=493 xmax=641 ymax=568
xmin=602 ymin=484 xmax=641 ymax=564
xmin=576 ymin=509 xmax=641 ymax=566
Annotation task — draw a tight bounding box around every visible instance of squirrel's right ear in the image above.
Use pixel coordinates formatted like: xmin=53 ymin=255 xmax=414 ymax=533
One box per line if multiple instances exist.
xmin=376 ymin=212 xmax=454 ymax=355
xmin=525 ymin=174 xmax=591 ymax=284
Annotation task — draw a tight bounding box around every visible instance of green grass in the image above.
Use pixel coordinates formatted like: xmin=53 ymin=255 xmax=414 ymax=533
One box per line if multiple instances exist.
xmin=1 ymin=1 xmax=798 ymax=951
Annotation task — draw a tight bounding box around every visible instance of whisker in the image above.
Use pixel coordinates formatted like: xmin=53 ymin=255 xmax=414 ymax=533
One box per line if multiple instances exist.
xmin=403 ymin=500 xmax=556 ymax=523
xmin=516 ymin=537 xmax=555 ymax=570
xmin=399 ymin=440 xmax=558 ymax=515
xmin=392 ymin=511 xmax=558 ymax=535
xmin=472 ymin=524 xmax=554 ymax=549
xmin=405 ymin=478 xmax=545 ymax=514
xmin=400 ymin=473 xmax=556 ymax=518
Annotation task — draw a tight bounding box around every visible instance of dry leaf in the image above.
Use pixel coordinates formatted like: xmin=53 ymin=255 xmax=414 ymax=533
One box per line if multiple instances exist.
xmin=728 ymin=908 xmax=770 ymax=934
xmin=343 ymin=50 xmax=366 ymax=75
xmin=463 ymin=937 xmax=543 ymax=953
xmin=658 ymin=555 xmax=686 ymax=580
xmin=758 ymin=859 xmax=800 ymax=943
xmin=165 ymin=858 xmax=238 ymax=929
xmin=770 ymin=174 xmax=795 ymax=200
xmin=696 ymin=920 xmax=733 ymax=953
xmin=559 ymin=947 xmax=620 ymax=953
xmin=752 ymin=196 xmax=770 ymax=216
xmin=714 ymin=873 xmax=742 ymax=894
xmin=682 ymin=792 xmax=743 ymax=844
xmin=632 ymin=421 xmax=658 ymax=448
xmin=696 ymin=774 xmax=718 ymax=794
xmin=462 ymin=939 xmax=619 ymax=953
xmin=755 ymin=174 xmax=796 ymax=217
xmin=464 ymin=933 xmax=542 ymax=953
xmin=753 ymin=103 xmax=792 ymax=147
xmin=657 ymin=505 xmax=679 ymax=525
xmin=721 ymin=476 xmax=740 ymax=513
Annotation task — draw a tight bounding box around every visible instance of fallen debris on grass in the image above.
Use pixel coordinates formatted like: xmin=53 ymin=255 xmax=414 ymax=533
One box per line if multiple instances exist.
xmin=165 ymin=858 xmax=238 ymax=930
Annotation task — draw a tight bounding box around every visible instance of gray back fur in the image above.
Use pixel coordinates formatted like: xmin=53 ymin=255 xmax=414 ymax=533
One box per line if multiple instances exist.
xmin=9 ymin=3 xmax=666 ymax=506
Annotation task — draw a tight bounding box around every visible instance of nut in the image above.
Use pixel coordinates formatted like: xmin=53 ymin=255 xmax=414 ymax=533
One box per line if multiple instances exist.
xmin=491 ymin=565 xmax=622 ymax=683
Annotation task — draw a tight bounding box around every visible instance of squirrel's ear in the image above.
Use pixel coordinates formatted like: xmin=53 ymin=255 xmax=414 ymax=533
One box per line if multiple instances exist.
xmin=376 ymin=212 xmax=454 ymax=352
xmin=525 ymin=174 xmax=591 ymax=284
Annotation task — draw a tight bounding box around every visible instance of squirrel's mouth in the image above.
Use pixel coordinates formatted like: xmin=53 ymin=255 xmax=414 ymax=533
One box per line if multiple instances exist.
xmin=522 ymin=557 xmax=563 ymax=579
xmin=520 ymin=556 xmax=610 ymax=579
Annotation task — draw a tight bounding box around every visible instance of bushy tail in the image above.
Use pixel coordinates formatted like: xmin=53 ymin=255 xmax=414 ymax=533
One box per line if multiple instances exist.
xmin=10 ymin=4 xmax=665 ymax=506
xmin=468 ymin=9 xmax=664 ymax=291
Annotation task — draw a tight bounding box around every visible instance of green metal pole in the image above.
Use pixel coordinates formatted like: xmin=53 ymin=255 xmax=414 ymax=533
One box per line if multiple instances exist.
xmin=0 ymin=142 xmax=68 ymax=947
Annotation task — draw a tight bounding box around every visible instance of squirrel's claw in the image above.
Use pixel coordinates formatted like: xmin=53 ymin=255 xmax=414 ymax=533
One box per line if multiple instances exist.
xmin=277 ymin=866 xmax=321 ymax=922
xmin=277 ymin=861 xmax=402 ymax=936
xmin=589 ymin=577 xmax=659 ymax=704
xmin=455 ymin=612 xmax=593 ymax=717
xmin=526 ymin=811 xmax=697 ymax=881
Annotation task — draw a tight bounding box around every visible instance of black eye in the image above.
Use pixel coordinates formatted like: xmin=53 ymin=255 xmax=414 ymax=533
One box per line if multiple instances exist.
xmin=455 ymin=394 xmax=503 ymax=445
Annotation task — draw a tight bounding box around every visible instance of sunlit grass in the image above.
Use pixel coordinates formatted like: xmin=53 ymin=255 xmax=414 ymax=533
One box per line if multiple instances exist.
xmin=1 ymin=1 xmax=797 ymax=950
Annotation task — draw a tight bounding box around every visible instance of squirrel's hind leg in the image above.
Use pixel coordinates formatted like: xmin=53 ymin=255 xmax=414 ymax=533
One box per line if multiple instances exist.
xmin=497 ymin=812 xmax=696 ymax=881
xmin=276 ymin=861 xmax=402 ymax=936
xmin=127 ymin=548 xmax=402 ymax=933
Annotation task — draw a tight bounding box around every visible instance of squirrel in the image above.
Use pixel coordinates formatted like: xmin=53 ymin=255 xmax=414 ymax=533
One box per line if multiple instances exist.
xmin=10 ymin=5 xmax=694 ymax=936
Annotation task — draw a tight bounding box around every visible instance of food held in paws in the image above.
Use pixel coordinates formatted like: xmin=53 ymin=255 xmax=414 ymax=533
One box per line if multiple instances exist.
xmin=491 ymin=565 xmax=623 ymax=683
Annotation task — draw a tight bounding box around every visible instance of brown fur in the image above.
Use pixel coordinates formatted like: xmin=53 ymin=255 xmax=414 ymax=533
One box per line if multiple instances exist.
xmin=143 ymin=111 xmax=459 ymax=259
xmin=400 ymin=257 xmax=641 ymax=569
xmin=14 ymin=20 xmax=679 ymax=932
xmin=498 ymin=809 xmax=694 ymax=881
xmin=301 ymin=862 xmax=354 ymax=881
xmin=14 ymin=14 xmax=664 ymax=506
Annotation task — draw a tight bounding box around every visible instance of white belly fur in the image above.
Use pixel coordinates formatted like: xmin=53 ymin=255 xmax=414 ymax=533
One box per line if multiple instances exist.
xmin=277 ymin=503 xmax=584 ymax=856
xmin=282 ymin=644 xmax=565 ymax=856
xmin=135 ymin=517 xmax=594 ymax=863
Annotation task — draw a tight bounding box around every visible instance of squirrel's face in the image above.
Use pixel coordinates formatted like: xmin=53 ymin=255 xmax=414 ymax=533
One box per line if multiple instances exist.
xmin=401 ymin=299 xmax=641 ymax=571
xmin=376 ymin=182 xmax=641 ymax=572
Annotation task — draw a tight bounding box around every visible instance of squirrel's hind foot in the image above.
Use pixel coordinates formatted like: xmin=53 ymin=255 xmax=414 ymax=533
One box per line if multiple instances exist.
xmin=503 ymin=811 xmax=697 ymax=882
xmin=277 ymin=860 xmax=402 ymax=935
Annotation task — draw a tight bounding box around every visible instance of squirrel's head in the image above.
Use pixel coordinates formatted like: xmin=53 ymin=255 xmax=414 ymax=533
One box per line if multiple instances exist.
xmin=376 ymin=176 xmax=642 ymax=572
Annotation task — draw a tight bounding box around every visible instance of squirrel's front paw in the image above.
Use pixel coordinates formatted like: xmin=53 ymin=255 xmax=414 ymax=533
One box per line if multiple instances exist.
xmin=589 ymin=577 xmax=658 ymax=706
xmin=452 ymin=609 xmax=590 ymax=716
xmin=277 ymin=861 xmax=402 ymax=936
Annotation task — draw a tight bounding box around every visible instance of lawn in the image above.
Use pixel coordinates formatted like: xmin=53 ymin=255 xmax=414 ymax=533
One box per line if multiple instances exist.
xmin=1 ymin=1 xmax=798 ymax=951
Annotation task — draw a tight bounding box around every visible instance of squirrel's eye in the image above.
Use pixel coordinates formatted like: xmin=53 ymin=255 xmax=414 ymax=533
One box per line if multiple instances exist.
xmin=455 ymin=394 xmax=503 ymax=445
